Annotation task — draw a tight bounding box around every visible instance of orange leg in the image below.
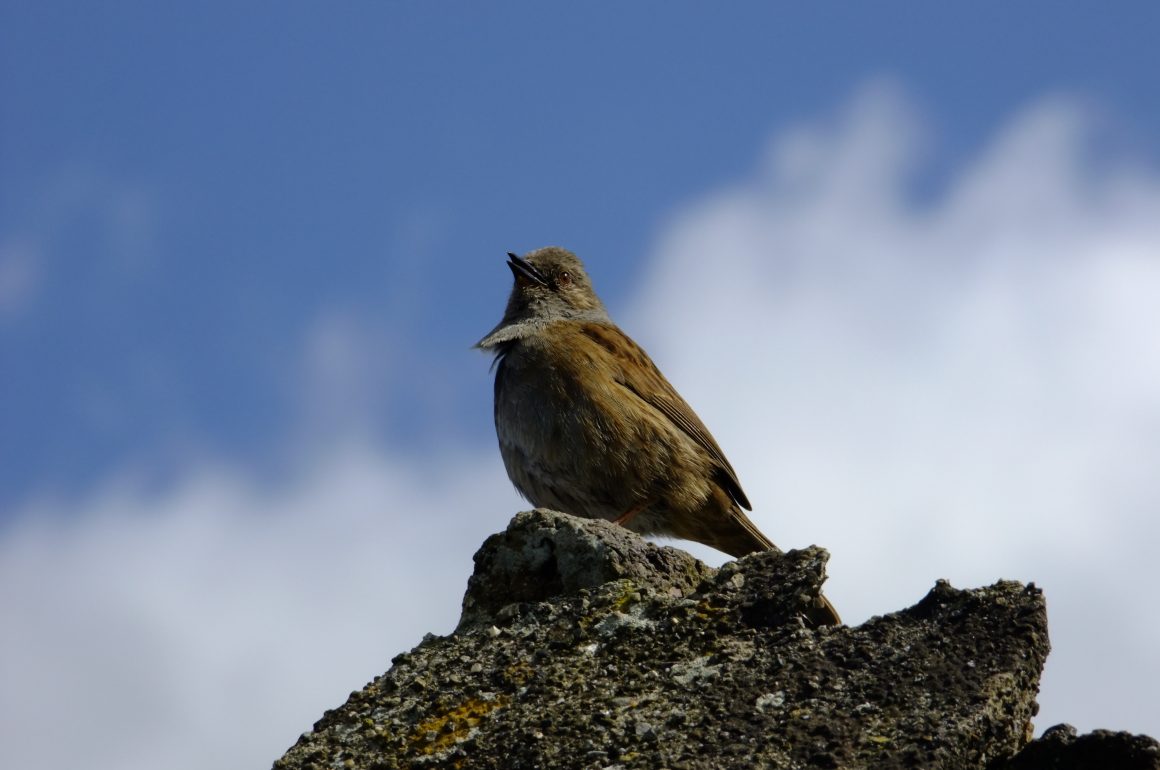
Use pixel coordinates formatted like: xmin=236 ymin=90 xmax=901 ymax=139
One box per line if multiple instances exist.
xmin=613 ymin=499 xmax=653 ymax=527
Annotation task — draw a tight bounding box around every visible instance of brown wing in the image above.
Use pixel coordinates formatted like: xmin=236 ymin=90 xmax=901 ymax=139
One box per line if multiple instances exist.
xmin=578 ymin=322 xmax=752 ymax=511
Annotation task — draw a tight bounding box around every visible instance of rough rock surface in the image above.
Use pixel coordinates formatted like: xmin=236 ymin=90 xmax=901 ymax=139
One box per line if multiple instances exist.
xmin=1003 ymin=723 xmax=1160 ymax=769
xmin=273 ymin=509 xmax=1150 ymax=769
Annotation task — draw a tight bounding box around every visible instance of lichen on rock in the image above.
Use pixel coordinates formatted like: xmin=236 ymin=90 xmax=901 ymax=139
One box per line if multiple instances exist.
xmin=272 ymin=508 xmax=1154 ymax=769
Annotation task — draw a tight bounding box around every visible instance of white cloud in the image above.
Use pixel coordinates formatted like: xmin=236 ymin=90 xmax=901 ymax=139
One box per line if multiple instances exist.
xmin=0 ymin=170 xmax=159 ymax=320
xmin=295 ymin=309 xmax=396 ymax=437
xmin=0 ymin=441 xmax=522 ymax=770
xmin=2 ymin=81 xmax=1158 ymax=770
xmin=0 ymin=239 xmax=41 ymax=316
xmin=630 ymin=81 xmax=1160 ymax=735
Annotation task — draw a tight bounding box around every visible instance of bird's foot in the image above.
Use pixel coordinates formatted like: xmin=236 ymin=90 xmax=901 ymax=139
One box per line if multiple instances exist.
xmin=613 ymin=499 xmax=653 ymax=527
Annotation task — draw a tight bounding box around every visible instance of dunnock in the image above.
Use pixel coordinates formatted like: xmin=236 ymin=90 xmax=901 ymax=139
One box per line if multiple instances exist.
xmin=477 ymin=246 xmax=840 ymax=625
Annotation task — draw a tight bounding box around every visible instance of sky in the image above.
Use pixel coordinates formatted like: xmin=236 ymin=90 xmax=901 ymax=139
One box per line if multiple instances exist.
xmin=2 ymin=3 xmax=1160 ymax=769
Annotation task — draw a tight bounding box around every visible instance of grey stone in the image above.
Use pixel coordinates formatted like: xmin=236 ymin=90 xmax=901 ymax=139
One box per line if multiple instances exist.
xmin=272 ymin=509 xmax=1150 ymax=770
xmin=1002 ymin=723 xmax=1160 ymax=769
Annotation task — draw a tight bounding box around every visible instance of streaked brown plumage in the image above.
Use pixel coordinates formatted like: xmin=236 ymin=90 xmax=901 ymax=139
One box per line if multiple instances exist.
xmin=477 ymin=246 xmax=840 ymax=625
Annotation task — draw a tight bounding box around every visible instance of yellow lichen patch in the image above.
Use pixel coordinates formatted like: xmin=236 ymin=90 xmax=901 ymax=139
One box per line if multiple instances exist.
xmin=407 ymin=695 xmax=509 ymax=755
xmin=578 ymin=581 xmax=641 ymax=631
xmin=502 ymin=661 xmax=536 ymax=688
xmin=609 ymin=582 xmax=642 ymax=612
xmin=694 ymin=596 xmax=729 ymax=621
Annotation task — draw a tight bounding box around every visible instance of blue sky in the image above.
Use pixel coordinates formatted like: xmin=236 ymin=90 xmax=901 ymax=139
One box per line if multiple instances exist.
xmin=3 ymin=4 xmax=1160 ymax=769
xmin=6 ymin=2 xmax=1159 ymax=504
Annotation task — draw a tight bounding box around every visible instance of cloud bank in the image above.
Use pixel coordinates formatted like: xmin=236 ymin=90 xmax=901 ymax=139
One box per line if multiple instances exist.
xmin=2 ymin=82 xmax=1158 ymax=769
xmin=0 ymin=443 xmax=522 ymax=770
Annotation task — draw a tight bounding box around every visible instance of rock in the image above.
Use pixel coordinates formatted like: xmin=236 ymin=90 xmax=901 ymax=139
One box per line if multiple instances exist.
xmin=1002 ymin=723 xmax=1160 ymax=769
xmin=271 ymin=508 xmax=1133 ymax=769
xmin=457 ymin=509 xmax=712 ymax=631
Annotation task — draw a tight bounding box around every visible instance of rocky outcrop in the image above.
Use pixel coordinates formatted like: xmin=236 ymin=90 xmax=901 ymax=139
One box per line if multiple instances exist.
xmin=1005 ymin=723 xmax=1159 ymax=769
xmin=273 ymin=509 xmax=1157 ymax=769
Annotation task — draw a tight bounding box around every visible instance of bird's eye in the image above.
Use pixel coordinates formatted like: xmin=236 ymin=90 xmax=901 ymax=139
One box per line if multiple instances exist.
xmin=557 ymin=271 xmax=572 ymax=286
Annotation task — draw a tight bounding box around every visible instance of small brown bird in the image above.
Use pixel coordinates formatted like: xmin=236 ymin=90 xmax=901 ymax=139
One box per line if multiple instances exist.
xmin=477 ymin=246 xmax=840 ymax=625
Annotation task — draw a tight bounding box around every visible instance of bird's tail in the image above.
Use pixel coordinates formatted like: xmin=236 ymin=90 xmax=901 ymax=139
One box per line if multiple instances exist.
xmin=720 ymin=509 xmax=843 ymax=627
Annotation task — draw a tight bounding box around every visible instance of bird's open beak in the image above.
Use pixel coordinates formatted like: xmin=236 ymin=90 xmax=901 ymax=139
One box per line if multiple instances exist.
xmin=507 ymin=252 xmax=549 ymax=287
